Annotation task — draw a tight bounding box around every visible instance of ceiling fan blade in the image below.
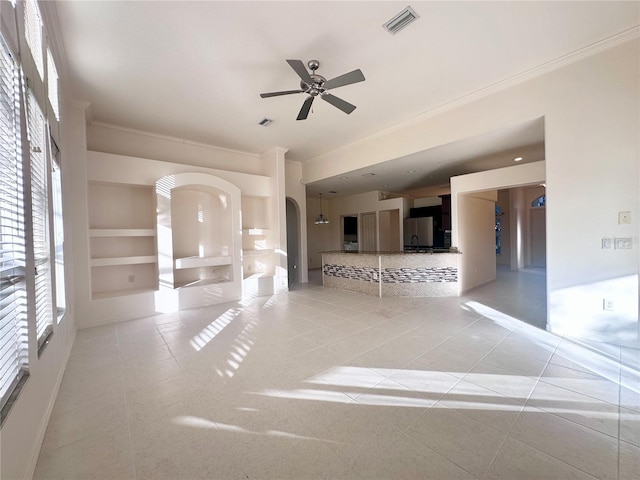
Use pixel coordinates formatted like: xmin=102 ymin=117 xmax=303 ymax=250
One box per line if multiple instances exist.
xmin=321 ymin=93 xmax=356 ymax=114
xmin=323 ymin=69 xmax=365 ymax=90
xmin=260 ymin=90 xmax=304 ymax=98
xmin=286 ymin=59 xmax=313 ymax=86
xmin=297 ymin=96 xmax=314 ymax=121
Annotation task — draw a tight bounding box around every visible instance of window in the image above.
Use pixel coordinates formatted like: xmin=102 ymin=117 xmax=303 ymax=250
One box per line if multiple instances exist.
xmin=0 ymin=34 xmax=29 ymax=424
xmin=24 ymin=0 xmax=44 ymax=79
xmin=27 ymin=90 xmax=54 ymax=352
xmin=46 ymin=49 xmax=59 ymax=120
xmin=531 ymin=194 xmax=546 ymax=208
xmin=50 ymin=137 xmax=65 ymax=319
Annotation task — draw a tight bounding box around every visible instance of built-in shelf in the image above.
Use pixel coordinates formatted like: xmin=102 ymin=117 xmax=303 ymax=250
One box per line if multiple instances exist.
xmin=90 ymin=228 xmax=156 ymax=237
xmin=175 ymin=255 xmax=232 ymax=269
xmin=88 ymin=182 xmax=158 ymax=298
xmin=175 ymin=277 xmax=231 ymax=289
xmin=243 ymin=272 xmax=274 ymax=280
xmin=90 ymin=255 xmax=157 ymax=268
xmin=242 ymin=228 xmax=269 ymax=236
xmin=92 ymin=287 xmax=157 ymax=300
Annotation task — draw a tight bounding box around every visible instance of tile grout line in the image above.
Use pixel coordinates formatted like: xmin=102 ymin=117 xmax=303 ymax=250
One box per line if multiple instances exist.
xmin=482 ymin=333 xmax=562 ymax=478
xmin=115 ymin=325 xmax=138 ymax=480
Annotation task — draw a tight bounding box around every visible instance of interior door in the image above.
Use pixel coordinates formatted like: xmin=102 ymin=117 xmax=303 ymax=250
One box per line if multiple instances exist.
xmin=361 ymin=212 xmax=377 ymax=252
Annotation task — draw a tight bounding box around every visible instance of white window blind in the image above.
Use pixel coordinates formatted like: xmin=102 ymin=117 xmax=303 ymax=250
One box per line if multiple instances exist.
xmin=26 ymin=90 xmax=53 ymax=352
xmin=46 ymin=48 xmax=59 ymax=120
xmin=24 ymin=0 xmax=44 ymax=80
xmin=0 ymin=34 xmax=29 ymax=419
xmin=50 ymin=137 xmax=65 ymax=320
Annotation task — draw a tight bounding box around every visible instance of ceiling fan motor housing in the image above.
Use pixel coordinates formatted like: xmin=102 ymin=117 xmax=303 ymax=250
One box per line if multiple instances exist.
xmin=301 ymin=74 xmax=326 ymax=96
xmin=260 ymin=58 xmax=365 ymax=120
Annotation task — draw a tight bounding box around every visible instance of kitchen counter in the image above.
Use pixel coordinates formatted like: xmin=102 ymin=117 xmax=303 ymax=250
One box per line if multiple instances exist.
xmin=322 ymin=251 xmax=460 ymax=298
xmin=323 ymin=249 xmax=459 ymax=255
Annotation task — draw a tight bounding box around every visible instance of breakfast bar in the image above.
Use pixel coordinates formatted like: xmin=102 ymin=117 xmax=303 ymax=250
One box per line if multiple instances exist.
xmin=322 ymin=250 xmax=461 ymax=297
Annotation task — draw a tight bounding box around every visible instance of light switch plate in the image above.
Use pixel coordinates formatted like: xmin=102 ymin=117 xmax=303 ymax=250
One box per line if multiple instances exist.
xmin=619 ymin=211 xmax=631 ymax=224
xmin=614 ymin=237 xmax=632 ymax=249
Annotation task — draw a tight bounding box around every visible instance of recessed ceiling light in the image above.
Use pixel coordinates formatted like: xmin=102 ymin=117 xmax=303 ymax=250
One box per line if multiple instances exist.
xmin=340 ymin=176 xmax=349 ymax=180
xmin=382 ymin=184 xmax=390 ymax=188
xmin=514 ymin=157 xmax=523 ymax=162
xmin=407 ymin=170 xmax=416 ymax=174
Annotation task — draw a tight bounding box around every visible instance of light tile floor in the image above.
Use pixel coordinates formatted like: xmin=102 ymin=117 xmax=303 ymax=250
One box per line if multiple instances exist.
xmin=35 ymin=268 xmax=639 ymax=479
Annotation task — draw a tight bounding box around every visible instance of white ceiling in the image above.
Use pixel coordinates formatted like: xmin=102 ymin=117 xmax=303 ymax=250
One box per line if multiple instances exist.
xmin=52 ymin=1 xmax=638 ymax=195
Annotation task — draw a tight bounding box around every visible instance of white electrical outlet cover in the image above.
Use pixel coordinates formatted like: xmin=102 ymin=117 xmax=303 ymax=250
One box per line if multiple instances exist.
xmin=601 ymin=238 xmax=612 ymax=249
xmin=618 ymin=211 xmax=631 ymax=224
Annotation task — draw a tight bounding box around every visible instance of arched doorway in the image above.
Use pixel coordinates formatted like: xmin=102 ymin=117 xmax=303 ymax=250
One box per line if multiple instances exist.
xmin=285 ymin=197 xmax=300 ymax=289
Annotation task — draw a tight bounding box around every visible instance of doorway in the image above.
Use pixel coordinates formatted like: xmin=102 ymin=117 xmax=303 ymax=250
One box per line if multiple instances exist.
xmin=286 ymin=198 xmax=300 ymax=289
xmin=342 ymin=215 xmax=358 ymax=250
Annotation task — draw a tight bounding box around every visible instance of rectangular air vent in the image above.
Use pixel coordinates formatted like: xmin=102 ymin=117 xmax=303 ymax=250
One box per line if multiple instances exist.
xmin=383 ymin=6 xmax=419 ymax=35
xmin=258 ymin=118 xmax=273 ymax=126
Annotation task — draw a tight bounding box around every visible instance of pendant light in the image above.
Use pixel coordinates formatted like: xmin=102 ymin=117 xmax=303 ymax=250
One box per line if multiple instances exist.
xmin=314 ymin=193 xmax=329 ymax=225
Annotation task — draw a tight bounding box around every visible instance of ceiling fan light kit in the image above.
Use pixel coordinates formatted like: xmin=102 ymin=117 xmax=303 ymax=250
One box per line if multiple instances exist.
xmin=260 ymin=59 xmax=365 ymax=120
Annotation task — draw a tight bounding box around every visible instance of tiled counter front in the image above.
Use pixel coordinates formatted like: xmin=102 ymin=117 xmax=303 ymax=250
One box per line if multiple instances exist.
xmin=322 ymin=252 xmax=460 ymax=297
xmin=322 ymin=252 xmax=381 ymax=296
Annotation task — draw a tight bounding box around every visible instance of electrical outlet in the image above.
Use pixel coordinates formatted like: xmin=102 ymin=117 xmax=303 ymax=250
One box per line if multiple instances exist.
xmin=618 ymin=211 xmax=631 ymax=225
xmin=614 ymin=237 xmax=632 ymax=250
xmin=601 ymin=238 xmax=612 ymax=249
xmin=603 ymin=299 xmax=614 ymax=311
xmin=128 ymin=274 xmax=135 ymax=283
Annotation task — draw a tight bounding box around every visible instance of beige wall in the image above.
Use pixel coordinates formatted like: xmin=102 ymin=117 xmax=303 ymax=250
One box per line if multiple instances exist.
xmin=303 ymin=40 xmax=640 ymax=344
xmin=285 ymin=161 xmax=308 ymax=283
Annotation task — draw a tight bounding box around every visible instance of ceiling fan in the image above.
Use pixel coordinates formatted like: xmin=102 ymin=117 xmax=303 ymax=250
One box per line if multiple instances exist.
xmin=260 ymin=59 xmax=365 ymax=120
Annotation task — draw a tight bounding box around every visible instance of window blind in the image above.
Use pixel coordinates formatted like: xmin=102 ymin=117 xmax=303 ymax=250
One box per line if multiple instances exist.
xmin=26 ymin=90 xmax=53 ymax=352
xmin=50 ymin=136 xmax=65 ymax=319
xmin=0 ymin=34 xmax=29 ymax=418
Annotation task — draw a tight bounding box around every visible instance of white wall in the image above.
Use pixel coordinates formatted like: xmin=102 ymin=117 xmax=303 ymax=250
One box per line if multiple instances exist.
xmin=87 ymin=123 xmax=264 ymax=175
xmin=304 ymin=39 xmax=639 ymax=345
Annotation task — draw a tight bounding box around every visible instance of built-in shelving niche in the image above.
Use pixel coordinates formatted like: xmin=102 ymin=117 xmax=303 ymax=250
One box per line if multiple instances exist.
xmin=88 ymin=182 xmax=158 ymax=299
xmin=156 ymin=173 xmax=242 ymax=302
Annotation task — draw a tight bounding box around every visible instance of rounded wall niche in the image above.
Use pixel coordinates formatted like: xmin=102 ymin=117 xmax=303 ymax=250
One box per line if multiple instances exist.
xmin=156 ymin=173 xmax=242 ymax=296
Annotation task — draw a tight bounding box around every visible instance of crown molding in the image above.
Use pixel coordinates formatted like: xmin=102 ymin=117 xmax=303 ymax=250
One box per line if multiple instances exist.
xmin=306 ymin=26 xmax=640 ymax=165
xmin=90 ymin=121 xmax=261 ymax=158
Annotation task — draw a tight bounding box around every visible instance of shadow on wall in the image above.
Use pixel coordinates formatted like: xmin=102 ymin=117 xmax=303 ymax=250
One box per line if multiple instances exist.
xmin=549 ymin=274 xmax=639 ymax=347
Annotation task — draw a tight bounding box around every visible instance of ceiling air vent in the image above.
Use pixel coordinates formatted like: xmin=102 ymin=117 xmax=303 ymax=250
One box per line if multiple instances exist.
xmin=258 ymin=118 xmax=273 ymax=126
xmin=383 ymin=6 xmax=419 ymax=35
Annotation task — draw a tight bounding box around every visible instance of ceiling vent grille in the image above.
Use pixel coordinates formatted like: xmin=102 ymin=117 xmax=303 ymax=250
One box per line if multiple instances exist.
xmin=258 ymin=118 xmax=273 ymax=126
xmin=383 ymin=6 xmax=419 ymax=35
